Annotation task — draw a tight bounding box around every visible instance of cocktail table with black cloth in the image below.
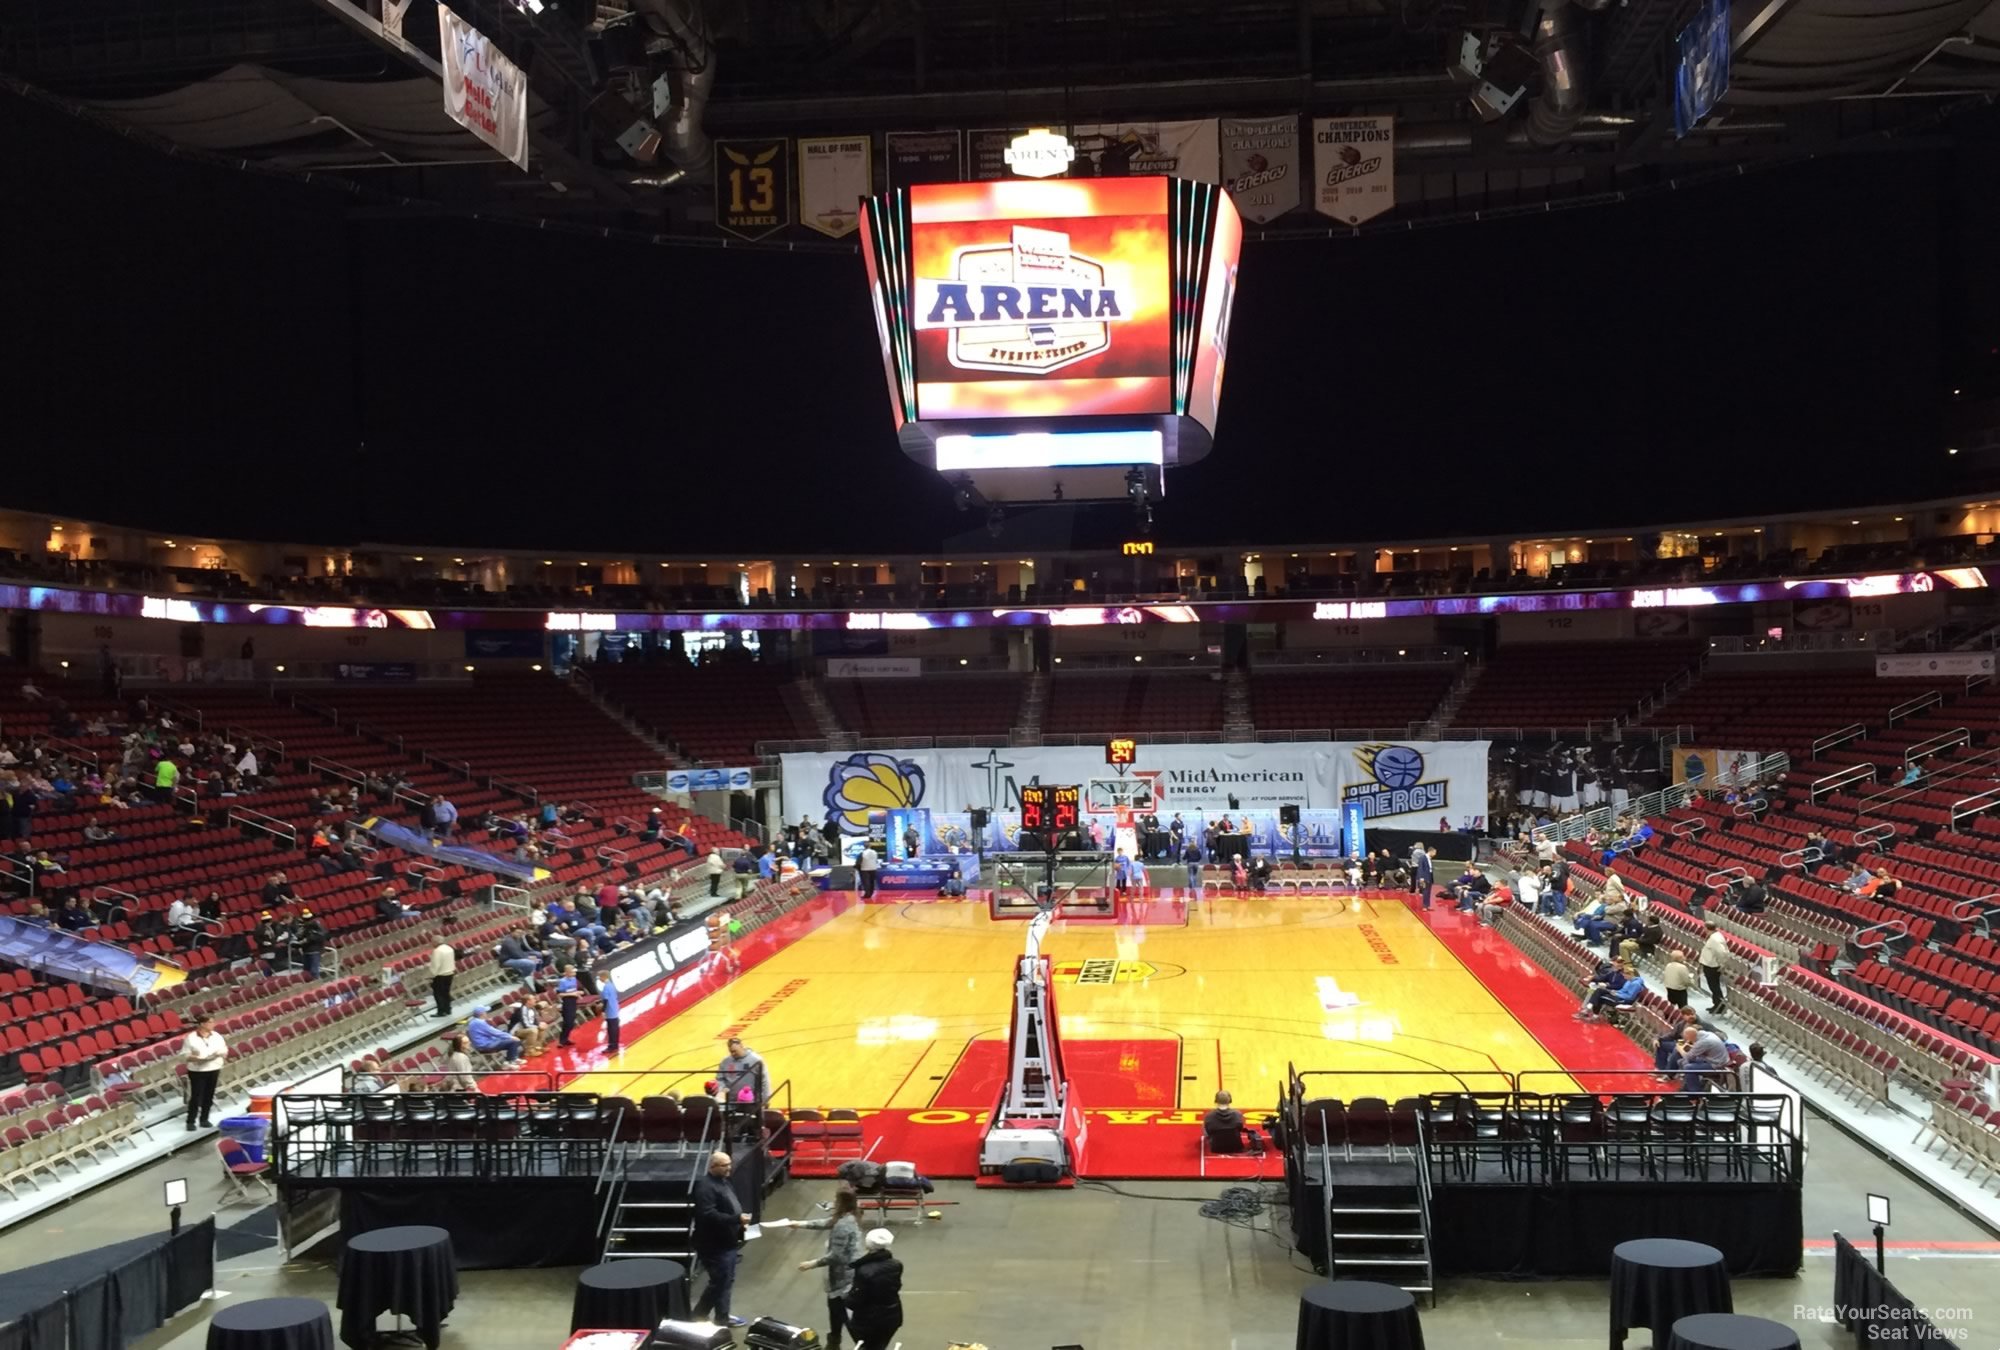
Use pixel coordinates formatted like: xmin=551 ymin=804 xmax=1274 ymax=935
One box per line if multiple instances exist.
xmin=1296 ymin=1280 xmax=1425 ymax=1350
xmin=1666 ymin=1314 xmax=1801 ymax=1350
xmin=571 ymin=1259 xmax=691 ymax=1332
xmin=337 ymin=1226 xmax=458 ymax=1350
xmin=1610 ymin=1239 xmax=1732 ymax=1350
xmin=208 ymin=1297 xmax=336 ymax=1350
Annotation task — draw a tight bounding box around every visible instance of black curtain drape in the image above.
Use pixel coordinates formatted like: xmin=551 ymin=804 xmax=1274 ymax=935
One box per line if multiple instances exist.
xmin=0 ymin=1217 xmax=215 ymax=1350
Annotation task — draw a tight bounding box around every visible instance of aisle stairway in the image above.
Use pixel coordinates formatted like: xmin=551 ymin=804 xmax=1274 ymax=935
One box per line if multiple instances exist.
xmin=1323 ymin=1160 xmax=1436 ymax=1303
xmin=1223 ymin=669 xmax=1254 ymax=741
xmin=1013 ymin=672 xmax=1048 ymax=746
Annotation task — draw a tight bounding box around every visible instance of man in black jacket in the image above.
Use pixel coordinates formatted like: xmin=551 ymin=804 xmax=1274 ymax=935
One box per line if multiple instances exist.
xmin=690 ymin=1151 xmax=750 ymax=1328
xmin=845 ymin=1228 xmax=904 ymax=1350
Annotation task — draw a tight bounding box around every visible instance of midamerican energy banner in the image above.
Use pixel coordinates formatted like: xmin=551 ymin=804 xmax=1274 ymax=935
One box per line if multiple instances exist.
xmin=798 ymin=135 xmax=871 ymax=238
xmin=1221 ymin=116 xmax=1301 ymax=223
xmin=781 ymin=739 xmax=1489 ymax=838
xmin=1312 ymin=116 xmax=1395 ymax=225
xmin=438 ymin=6 xmax=529 ymax=169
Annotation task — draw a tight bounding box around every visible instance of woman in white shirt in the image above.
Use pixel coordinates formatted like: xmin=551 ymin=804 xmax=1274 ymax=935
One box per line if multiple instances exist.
xmin=181 ymin=1013 xmax=228 ymax=1130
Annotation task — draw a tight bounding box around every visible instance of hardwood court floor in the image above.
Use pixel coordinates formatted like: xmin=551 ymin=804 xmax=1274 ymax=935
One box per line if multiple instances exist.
xmin=563 ymin=892 xmax=1599 ymax=1113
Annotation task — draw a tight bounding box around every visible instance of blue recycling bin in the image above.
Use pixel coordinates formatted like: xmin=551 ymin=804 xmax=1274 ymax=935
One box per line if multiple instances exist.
xmin=218 ymin=1115 xmax=270 ymax=1164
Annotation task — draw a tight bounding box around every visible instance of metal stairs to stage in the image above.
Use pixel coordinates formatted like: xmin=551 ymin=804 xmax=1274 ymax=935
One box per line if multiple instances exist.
xmin=598 ymin=1153 xmax=699 ymax=1261
xmin=1322 ymin=1160 xmax=1436 ymax=1305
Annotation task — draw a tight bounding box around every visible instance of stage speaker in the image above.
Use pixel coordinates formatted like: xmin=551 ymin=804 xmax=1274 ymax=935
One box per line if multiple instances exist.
xmin=743 ymin=1318 xmax=819 ymax=1349
xmin=970 ymin=808 xmax=990 ymax=830
xmin=1002 ymin=1160 xmax=1060 ymax=1184
xmin=650 ymin=1320 xmax=736 ymax=1350
xmin=825 ymin=865 xmax=856 ymax=890
xmin=1279 ymin=804 xmax=1301 ymax=825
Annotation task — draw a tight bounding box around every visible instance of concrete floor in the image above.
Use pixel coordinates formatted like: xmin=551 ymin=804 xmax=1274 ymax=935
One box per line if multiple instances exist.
xmin=1 ymin=1109 xmax=1991 ymax=1350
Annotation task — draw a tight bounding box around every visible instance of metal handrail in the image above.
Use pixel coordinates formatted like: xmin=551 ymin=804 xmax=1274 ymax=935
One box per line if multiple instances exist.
xmin=1853 ymin=917 xmax=1910 ymax=952
xmin=1886 ymin=690 xmax=1942 ymax=726
xmin=1777 ymin=846 xmax=1825 ymax=871
xmin=225 ymin=725 xmax=286 ymax=758
xmin=90 ymin=885 xmax=142 ymax=920
xmin=1703 ymin=866 xmax=1750 ymax=888
xmin=229 ymin=805 xmax=297 ymax=846
xmin=1904 ymin=727 xmax=1970 ymax=766
xmin=596 ymin=846 xmax=628 ymax=865
xmin=0 ymin=854 xmax=36 ymax=893
xmin=405 ymin=860 xmax=443 ymax=885
xmin=1852 ymin=821 xmax=1897 ymax=848
xmin=1669 ymin=817 xmax=1707 ymax=839
xmin=488 ymin=884 xmax=532 ymax=910
xmin=1730 ymin=796 xmax=1767 ymax=818
xmin=489 ymin=776 xmax=541 ymax=804
xmin=1812 ymin=723 xmax=1868 ymax=757
xmin=309 ymin=756 xmax=368 ymax=786
xmin=1947 ymin=894 xmax=2000 ymax=937
xmin=1810 ymin=762 xmax=1877 ymax=802
xmin=1949 ymin=785 xmax=2000 ymax=831
xmin=173 ymin=786 xmax=201 ymax=814
xmin=40 ymin=736 xmax=101 ymax=771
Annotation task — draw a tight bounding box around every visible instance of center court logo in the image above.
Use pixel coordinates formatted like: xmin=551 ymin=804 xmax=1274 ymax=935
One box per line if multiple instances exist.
xmin=1343 ymin=744 xmax=1449 ymax=819
xmin=913 ymin=224 xmax=1129 ymax=374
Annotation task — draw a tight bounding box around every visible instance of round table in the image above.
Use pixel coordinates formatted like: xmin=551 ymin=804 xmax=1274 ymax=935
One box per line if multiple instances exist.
xmin=1296 ymin=1280 xmax=1425 ymax=1350
xmin=1610 ymin=1239 xmax=1732 ymax=1350
xmin=208 ymin=1298 xmax=335 ymax=1350
xmin=570 ymin=1258 xmax=691 ymax=1332
xmin=1667 ymin=1313 xmax=1801 ymax=1350
xmin=336 ymin=1225 xmax=459 ymax=1350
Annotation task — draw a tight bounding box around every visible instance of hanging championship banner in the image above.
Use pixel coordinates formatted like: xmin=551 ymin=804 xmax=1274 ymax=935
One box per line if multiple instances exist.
xmin=714 ymin=138 xmax=790 ymax=240
xmin=1070 ymin=120 xmax=1220 ymax=182
xmin=798 ymin=135 xmax=870 ymax=238
xmin=968 ymin=129 xmax=1017 ymax=180
xmin=438 ymin=6 xmax=529 ymax=170
xmin=884 ymin=131 xmax=964 ymax=190
xmin=1312 ymin=116 xmax=1395 ymax=225
xmin=1220 ymin=116 xmax=1301 ymax=223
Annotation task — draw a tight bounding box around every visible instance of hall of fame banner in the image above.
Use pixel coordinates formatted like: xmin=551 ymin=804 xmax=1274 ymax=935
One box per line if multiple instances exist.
xmin=798 ymin=135 xmax=871 ymax=238
xmin=438 ymin=5 xmax=529 ymax=170
xmin=1312 ymin=116 xmax=1395 ymax=225
xmin=1220 ymin=116 xmax=1301 ymax=222
xmin=714 ymin=138 xmax=791 ymax=241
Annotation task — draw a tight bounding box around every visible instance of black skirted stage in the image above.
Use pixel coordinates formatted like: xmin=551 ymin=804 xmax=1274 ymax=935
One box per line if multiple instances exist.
xmin=273 ymin=1093 xmax=768 ymax=1269
xmin=0 ymin=1219 xmax=216 ymax=1350
xmin=1282 ymin=1087 xmax=1806 ymax=1282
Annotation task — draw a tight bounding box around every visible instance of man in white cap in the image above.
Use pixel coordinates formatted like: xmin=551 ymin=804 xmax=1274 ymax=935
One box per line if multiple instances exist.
xmin=843 ymin=1228 xmax=904 ymax=1350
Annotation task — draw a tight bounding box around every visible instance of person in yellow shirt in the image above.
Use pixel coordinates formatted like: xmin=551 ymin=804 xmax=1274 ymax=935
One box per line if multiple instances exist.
xmin=153 ymin=756 xmax=180 ymax=804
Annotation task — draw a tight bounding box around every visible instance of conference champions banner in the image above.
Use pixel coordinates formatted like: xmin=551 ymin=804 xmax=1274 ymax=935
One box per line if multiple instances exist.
xmin=885 ymin=131 xmax=964 ymax=189
xmin=714 ymin=138 xmax=791 ymax=240
xmin=1221 ymin=116 xmax=1302 ymax=223
xmin=1312 ymin=116 xmax=1395 ymax=225
xmin=438 ymin=6 xmax=529 ymax=170
xmin=782 ymin=739 xmax=1489 ymax=839
xmin=798 ymin=135 xmax=871 ymax=238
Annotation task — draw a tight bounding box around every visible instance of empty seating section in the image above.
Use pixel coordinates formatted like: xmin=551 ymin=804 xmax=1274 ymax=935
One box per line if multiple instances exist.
xmin=824 ymin=676 xmax=1024 ymax=740
xmin=1451 ymin=643 xmax=1700 ymax=730
xmin=1043 ymin=672 xmax=1223 ymax=736
xmin=587 ymin=663 xmax=815 ymax=764
xmin=1249 ymin=666 xmax=1455 ymax=733
xmin=1644 ymin=671 xmax=1917 ymax=762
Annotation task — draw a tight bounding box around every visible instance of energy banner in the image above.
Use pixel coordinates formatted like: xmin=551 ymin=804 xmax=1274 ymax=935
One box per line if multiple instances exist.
xmin=438 ymin=6 xmax=529 ymax=169
xmin=1221 ymin=116 xmax=1302 ymax=223
xmin=1312 ymin=116 xmax=1395 ymax=225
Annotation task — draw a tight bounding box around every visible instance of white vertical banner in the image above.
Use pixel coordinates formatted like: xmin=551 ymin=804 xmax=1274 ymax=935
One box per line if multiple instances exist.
xmin=1220 ymin=116 xmax=1302 ymax=223
xmin=382 ymin=0 xmax=413 ymax=40
xmin=1312 ymin=116 xmax=1395 ymax=225
xmin=798 ymin=135 xmax=872 ymax=239
xmin=1070 ymin=120 xmax=1220 ymax=182
xmin=439 ymin=6 xmax=529 ymax=171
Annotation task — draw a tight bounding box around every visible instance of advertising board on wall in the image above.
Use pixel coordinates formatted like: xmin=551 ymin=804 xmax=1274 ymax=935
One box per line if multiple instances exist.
xmin=781 ymin=739 xmax=1490 ymax=841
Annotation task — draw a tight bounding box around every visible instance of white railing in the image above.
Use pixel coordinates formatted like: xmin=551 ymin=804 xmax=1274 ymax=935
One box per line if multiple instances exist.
xmin=1810 ymin=762 xmax=1877 ymax=802
xmin=1903 ymin=727 xmax=1970 ymax=766
xmin=1777 ymin=846 xmax=1825 ymax=871
xmin=1949 ymin=785 xmax=2000 ymax=832
xmin=1886 ymin=690 xmax=1943 ymax=726
xmin=1812 ymin=723 xmax=1868 ymax=757
xmin=1852 ymin=821 xmax=1897 ymax=850
xmin=229 ymin=805 xmax=297 ymax=846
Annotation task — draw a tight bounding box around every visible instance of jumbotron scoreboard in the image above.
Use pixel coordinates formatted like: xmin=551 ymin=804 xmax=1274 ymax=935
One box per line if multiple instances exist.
xmin=859 ymin=175 xmax=1243 ymax=502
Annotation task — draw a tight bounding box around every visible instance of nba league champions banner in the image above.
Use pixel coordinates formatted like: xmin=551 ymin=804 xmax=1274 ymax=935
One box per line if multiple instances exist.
xmin=782 ymin=740 xmax=1488 ymax=842
xmin=1221 ymin=117 xmax=1302 ymax=223
xmin=1312 ymin=116 xmax=1395 ymax=225
xmin=438 ymin=6 xmax=529 ymax=170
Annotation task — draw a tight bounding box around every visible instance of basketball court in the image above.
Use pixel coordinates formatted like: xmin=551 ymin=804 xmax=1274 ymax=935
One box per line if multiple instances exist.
xmin=545 ymin=889 xmax=1648 ymax=1177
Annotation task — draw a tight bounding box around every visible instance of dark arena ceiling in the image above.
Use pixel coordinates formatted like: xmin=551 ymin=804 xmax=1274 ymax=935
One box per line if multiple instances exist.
xmin=4 ymin=0 xmax=1998 ymax=236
